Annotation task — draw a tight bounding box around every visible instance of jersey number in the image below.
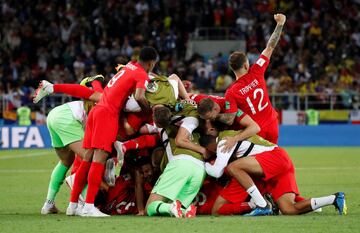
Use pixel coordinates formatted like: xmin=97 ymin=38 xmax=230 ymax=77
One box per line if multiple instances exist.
xmin=107 ymin=70 xmax=125 ymax=88
xmin=246 ymin=88 xmax=269 ymax=114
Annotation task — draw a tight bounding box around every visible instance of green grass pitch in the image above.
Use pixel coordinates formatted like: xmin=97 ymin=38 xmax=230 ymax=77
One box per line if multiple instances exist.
xmin=0 ymin=147 xmax=359 ymax=233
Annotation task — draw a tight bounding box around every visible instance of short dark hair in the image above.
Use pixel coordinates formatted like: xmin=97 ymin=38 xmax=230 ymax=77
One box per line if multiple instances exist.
xmin=153 ymin=106 xmax=172 ymax=128
xmin=139 ymin=46 xmax=158 ymax=62
xmin=199 ymin=135 xmax=217 ymax=147
xmin=229 ymin=51 xmax=247 ymax=71
xmin=198 ymin=98 xmax=215 ymax=117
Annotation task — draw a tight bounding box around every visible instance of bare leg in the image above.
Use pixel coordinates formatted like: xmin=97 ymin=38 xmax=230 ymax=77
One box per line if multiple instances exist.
xmin=211 ymin=195 xmax=230 ymax=215
xmin=277 ymin=193 xmax=312 ymax=215
xmin=68 ymin=140 xmax=87 ymax=159
xmin=227 ymin=157 xmax=267 ymax=208
xmin=227 ymin=157 xmax=264 ymax=190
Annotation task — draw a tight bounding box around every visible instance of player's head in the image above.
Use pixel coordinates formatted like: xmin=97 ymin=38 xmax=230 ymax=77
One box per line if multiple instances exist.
xmin=139 ymin=46 xmax=159 ymax=73
xmin=229 ymin=51 xmax=249 ymax=73
xmin=140 ymin=163 xmax=153 ymax=182
xmin=151 ymin=147 xmax=164 ymax=173
xmin=198 ymin=98 xmax=221 ymax=120
xmin=201 ymin=119 xmax=220 ymax=137
xmin=199 ymin=135 xmax=218 ymax=153
xmin=153 ymin=106 xmax=172 ymax=128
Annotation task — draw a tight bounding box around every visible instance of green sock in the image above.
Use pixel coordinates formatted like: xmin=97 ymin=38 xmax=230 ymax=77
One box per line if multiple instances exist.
xmin=81 ymin=184 xmax=88 ymax=200
xmin=147 ymin=201 xmax=172 ymax=216
xmin=46 ymin=162 xmax=69 ymax=201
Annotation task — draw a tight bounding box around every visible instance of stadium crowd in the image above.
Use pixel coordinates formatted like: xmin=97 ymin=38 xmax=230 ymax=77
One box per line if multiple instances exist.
xmin=1 ymin=0 xmax=360 ymax=110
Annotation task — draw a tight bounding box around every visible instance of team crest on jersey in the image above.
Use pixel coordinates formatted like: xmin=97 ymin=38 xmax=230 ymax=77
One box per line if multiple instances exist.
xmin=225 ymin=101 xmax=230 ymax=110
xmin=146 ymin=81 xmax=158 ymax=93
xmin=236 ymin=109 xmax=243 ymax=117
xmin=256 ymin=58 xmax=266 ymax=67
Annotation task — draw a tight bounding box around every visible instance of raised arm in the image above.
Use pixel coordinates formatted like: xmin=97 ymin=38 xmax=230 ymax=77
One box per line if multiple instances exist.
xmin=261 ymin=14 xmax=286 ymax=59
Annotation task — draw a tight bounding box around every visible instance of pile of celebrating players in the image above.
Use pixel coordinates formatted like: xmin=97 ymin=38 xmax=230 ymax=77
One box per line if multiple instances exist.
xmin=35 ymin=14 xmax=347 ymax=218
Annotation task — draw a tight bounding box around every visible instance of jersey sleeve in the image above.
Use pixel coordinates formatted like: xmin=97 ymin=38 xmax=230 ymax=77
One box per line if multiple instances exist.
xmin=224 ymin=90 xmax=238 ymax=114
xmin=205 ymin=139 xmax=236 ymax=178
xmin=250 ymin=54 xmax=270 ymax=77
xmin=234 ymin=108 xmax=247 ymax=122
xmin=180 ymin=116 xmax=199 ymax=134
xmin=135 ymin=72 xmax=149 ymax=89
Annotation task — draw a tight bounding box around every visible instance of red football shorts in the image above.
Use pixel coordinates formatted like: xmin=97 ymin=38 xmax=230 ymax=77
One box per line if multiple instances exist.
xmin=258 ymin=118 xmax=279 ymax=144
xmin=254 ymin=147 xmax=292 ymax=181
xmin=264 ymin=169 xmax=300 ymax=202
xmin=256 ymin=147 xmax=299 ymax=201
xmin=83 ymin=105 xmax=119 ymax=153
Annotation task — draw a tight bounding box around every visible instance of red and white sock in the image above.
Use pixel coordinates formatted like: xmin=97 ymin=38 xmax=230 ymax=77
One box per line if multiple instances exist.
xmin=123 ymin=134 xmax=159 ymax=152
xmin=53 ymin=84 xmax=94 ymax=99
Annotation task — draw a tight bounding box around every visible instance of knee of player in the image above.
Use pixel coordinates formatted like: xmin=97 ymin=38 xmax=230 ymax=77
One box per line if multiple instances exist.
xmin=226 ymin=162 xmax=240 ymax=176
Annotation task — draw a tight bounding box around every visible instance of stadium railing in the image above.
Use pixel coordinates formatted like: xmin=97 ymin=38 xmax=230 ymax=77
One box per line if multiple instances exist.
xmin=0 ymin=93 xmax=359 ymax=113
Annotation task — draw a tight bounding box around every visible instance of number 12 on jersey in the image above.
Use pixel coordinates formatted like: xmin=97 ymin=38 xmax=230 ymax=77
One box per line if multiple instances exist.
xmin=246 ymin=88 xmax=269 ymax=114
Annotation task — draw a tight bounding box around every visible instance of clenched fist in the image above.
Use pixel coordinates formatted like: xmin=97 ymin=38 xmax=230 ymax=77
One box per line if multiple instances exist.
xmin=274 ymin=14 xmax=286 ymax=25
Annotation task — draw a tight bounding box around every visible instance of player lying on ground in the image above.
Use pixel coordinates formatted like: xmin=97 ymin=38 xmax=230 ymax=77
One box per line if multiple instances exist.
xmin=66 ymin=155 xmax=155 ymax=215
xmin=200 ymin=129 xmax=347 ymax=216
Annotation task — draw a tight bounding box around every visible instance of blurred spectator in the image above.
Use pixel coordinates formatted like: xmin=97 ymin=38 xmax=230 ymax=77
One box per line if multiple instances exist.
xmin=0 ymin=0 xmax=359 ymax=111
xmin=17 ymin=106 xmax=31 ymax=126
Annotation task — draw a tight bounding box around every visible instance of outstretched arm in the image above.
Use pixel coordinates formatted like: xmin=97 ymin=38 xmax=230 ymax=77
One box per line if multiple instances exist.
xmin=262 ymin=14 xmax=286 ymax=59
xmin=221 ymin=114 xmax=260 ymax=152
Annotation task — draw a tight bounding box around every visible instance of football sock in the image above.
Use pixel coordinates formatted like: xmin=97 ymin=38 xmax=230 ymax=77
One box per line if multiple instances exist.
xmin=246 ymin=185 xmax=267 ymax=208
xmin=70 ymin=161 xmax=91 ymax=203
xmin=217 ymin=203 xmax=252 ymax=215
xmin=85 ymin=162 xmax=105 ymax=204
xmin=123 ymin=134 xmax=158 ymax=152
xmin=310 ymin=195 xmax=336 ymax=210
xmin=91 ymin=80 xmax=103 ymax=93
xmin=46 ymin=162 xmax=69 ymax=201
xmin=53 ymin=84 xmax=94 ymax=99
xmin=147 ymin=201 xmax=172 ymax=216
xmin=81 ymin=184 xmax=88 ymax=200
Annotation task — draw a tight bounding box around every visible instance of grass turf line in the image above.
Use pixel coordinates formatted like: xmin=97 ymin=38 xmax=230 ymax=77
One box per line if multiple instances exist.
xmin=0 ymin=147 xmax=359 ymax=233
